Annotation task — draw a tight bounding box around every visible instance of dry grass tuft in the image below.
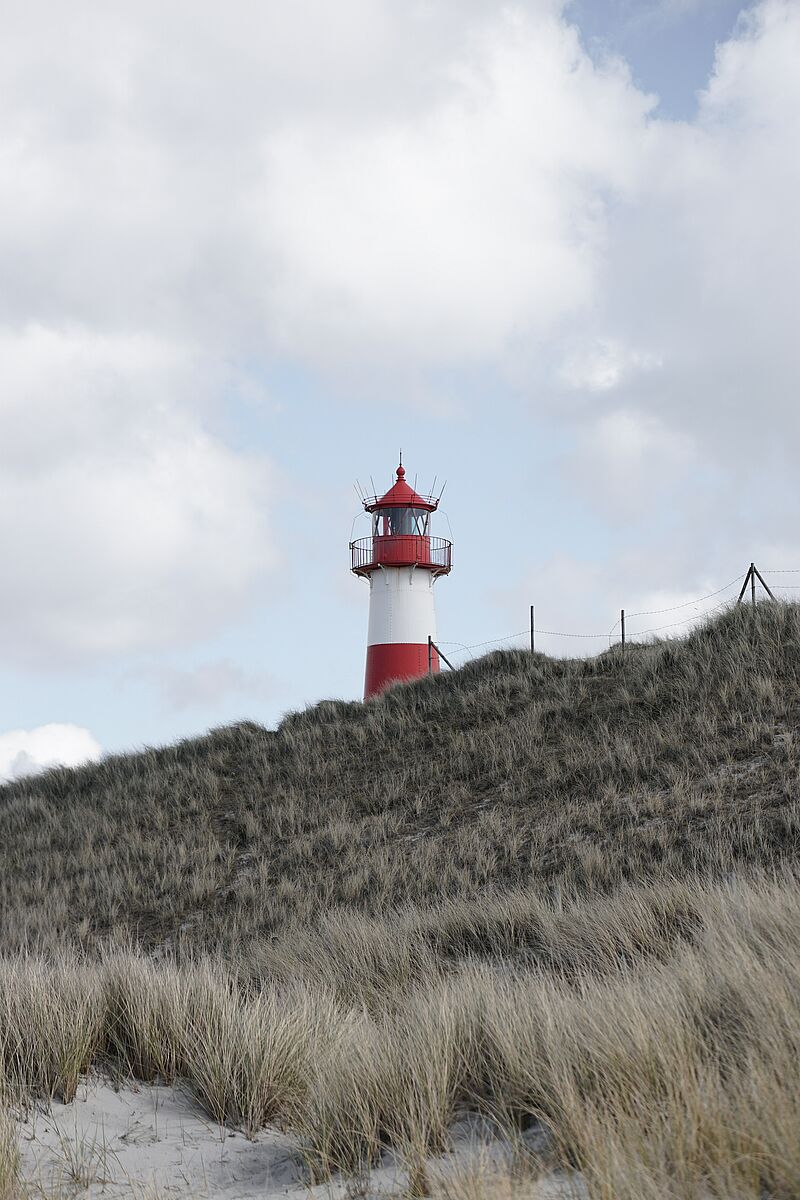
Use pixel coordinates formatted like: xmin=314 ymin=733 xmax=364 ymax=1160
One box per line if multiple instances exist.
xmin=182 ymin=978 xmax=338 ymax=1135
xmin=0 ymin=955 xmax=102 ymax=1105
xmin=0 ymin=1102 xmax=17 ymax=1200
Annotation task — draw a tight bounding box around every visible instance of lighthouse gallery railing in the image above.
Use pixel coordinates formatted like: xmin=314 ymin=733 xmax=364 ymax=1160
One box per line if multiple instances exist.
xmin=350 ymin=535 xmax=452 ymax=573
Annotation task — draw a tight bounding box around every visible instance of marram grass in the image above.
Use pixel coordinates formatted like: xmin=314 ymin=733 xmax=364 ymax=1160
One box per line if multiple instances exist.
xmin=2 ymin=603 xmax=800 ymax=1197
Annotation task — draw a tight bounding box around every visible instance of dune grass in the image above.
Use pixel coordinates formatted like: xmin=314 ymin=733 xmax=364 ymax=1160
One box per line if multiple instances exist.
xmin=2 ymin=602 xmax=800 ymax=1195
xmin=0 ymin=1103 xmax=17 ymax=1200
xmin=2 ymin=602 xmax=800 ymax=958
xmin=0 ymin=872 xmax=799 ymax=1196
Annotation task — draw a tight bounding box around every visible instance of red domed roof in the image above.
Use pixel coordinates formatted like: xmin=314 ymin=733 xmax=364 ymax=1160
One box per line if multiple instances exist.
xmin=364 ymin=464 xmax=439 ymax=513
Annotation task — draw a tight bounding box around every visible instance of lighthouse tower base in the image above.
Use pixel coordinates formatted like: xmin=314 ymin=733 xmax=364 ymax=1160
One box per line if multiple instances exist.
xmin=365 ymin=567 xmax=439 ymax=698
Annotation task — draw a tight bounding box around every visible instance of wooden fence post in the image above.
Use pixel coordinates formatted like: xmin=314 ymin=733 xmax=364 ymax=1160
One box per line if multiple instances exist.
xmin=753 ymin=564 xmax=775 ymax=600
xmin=737 ymin=564 xmax=754 ymax=604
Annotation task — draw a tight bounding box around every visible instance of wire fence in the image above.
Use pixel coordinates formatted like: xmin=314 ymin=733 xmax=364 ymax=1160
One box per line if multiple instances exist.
xmin=437 ymin=564 xmax=789 ymax=667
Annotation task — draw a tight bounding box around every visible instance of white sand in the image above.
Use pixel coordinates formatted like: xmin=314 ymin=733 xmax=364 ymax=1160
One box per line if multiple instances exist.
xmin=16 ymin=1077 xmax=581 ymax=1198
xmin=18 ymin=1079 xmax=300 ymax=1198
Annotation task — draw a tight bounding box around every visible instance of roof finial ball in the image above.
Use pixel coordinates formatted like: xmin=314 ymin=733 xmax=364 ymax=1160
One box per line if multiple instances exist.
xmin=350 ymin=461 xmax=453 ymax=699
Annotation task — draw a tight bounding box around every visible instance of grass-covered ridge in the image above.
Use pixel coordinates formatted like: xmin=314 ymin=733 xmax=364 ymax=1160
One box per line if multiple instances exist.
xmin=1 ymin=601 xmax=799 ymax=956
xmin=3 ymin=603 xmax=800 ymax=1198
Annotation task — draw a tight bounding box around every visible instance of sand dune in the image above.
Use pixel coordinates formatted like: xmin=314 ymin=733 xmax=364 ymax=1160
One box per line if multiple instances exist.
xmin=16 ymin=1076 xmax=577 ymax=1199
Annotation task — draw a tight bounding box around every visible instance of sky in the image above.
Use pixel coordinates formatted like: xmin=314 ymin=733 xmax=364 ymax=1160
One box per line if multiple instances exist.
xmin=1 ymin=0 xmax=799 ymax=778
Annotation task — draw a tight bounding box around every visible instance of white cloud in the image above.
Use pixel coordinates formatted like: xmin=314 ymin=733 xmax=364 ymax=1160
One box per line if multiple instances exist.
xmin=1 ymin=0 xmax=795 ymax=409
xmin=558 ymin=339 xmax=662 ymax=392
xmin=567 ymin=409 xmax=696 ymax=517
xmin=594 ymin=0 xmax=800 ymax=453
xmin=529 ymin=0 xmax=800 ymax=583
xmin=256 ymin=6 xmax=652 ymax=366
xmin=0 ymin=724 xmax=101 ymax=784
xmin=618 ymin=0 xmax=711 ymax=32
xmin=153 ymin=660 xmax=273 ymax=711
xmin=0 ymin=0 xmax=657 ymax=672
xmin=0 ymin=327 xmax=275 ymax=665
xmin=0 ymin=1 xmax=653 ymax=362
xmin=1 ymin=0 xmax=800 ymax=699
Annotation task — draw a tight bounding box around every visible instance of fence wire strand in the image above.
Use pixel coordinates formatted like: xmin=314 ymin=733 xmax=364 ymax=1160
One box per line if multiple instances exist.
xmin=438 ymin=566 xmax=797 ymax=666
xmin=624 ymin=574 xmax=746 ymax=617
xmin=439 ymin=630 xmax=530 ymax=655
xmin=629 ymin=597 xmax=735 ymax=637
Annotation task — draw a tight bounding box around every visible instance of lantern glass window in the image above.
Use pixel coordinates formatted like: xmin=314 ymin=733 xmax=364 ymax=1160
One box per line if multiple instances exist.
xmin=373 ymin=508 xmax=430 ymax=536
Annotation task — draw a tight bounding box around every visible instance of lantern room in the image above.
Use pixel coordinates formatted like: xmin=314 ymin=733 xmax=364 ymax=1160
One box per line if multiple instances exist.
xmin=350 ymin=464 xmax=452 ymax=577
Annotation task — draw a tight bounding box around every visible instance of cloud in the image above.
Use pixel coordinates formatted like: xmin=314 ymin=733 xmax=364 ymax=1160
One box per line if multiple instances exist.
xmin=0 ymin=0 xmax=657 ymax=673
xmin=153 ymin=660 xmax=273 ymax=711
xmin=1 ymin=0 xmax=800 ymax=700
xmin=0 ymin=327 xmax=275 ymax=665
xmin=558 ymin=339 xmax=662 ymax=392
xmin=616 ymin=0 xmax=712 ymax=33
xmin=0 ymin=724 xmax=101 ymax=784
xmin=527 ymin=0 xmax=800 ymax=583
xmin=256 ymin=7 xmax=652 ymax=367
xmin=1 ymin=0 xmax=795 ymax=405
xmin=567 ymin=409 xmax=696 ymax=518
xmin=0 ymin=0 xmax=653 ymax=364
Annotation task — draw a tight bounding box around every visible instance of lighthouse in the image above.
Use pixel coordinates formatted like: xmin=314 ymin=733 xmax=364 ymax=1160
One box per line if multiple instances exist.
xmin=351 ymin=462 xmax=452 ymax=699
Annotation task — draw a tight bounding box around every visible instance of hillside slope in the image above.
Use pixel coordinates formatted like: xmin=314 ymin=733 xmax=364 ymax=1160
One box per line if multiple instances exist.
xmin=3 ymin=605 xmax=800 ymax=1199
xmin=2 ymin=602 xmax=799 ymax=958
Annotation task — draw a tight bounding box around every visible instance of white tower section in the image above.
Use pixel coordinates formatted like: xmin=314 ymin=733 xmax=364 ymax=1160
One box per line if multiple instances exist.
xmin=366 ymin=568 xmax=438 ymax=648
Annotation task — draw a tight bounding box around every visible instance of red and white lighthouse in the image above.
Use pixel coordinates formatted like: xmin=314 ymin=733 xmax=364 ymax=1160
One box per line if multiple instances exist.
xmin=351 ymin=463 xmax=453 ymax=699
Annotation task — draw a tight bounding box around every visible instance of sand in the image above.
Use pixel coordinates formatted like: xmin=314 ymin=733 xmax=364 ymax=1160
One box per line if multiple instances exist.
xmin=15 ymin=1076 xmax=581 ymax=1198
